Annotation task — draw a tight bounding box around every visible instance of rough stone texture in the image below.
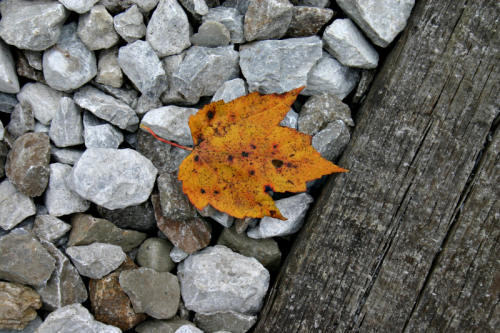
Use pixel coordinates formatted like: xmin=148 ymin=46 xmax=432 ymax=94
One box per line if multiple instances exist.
xmin=298 ymin=93 xmax=353 ymax=136
xmin=131 ymin=0 xmax=161 ymax=12
xmin=83 ymin=111 xmax=124 ymax=148
xmin=243 ymin=0 xmax=293 ymax=42
xmin=164 ymin=46 xmax=239 ymax=105
xmin=135 ymin=94 xmax=162 ymax=116
xmin=198 ymin=206 xmax=234 ymax=228
xmin=279 ymin=109 xmax=298 ymax=129
xmin=153 ymin=195 xmax=211 ymax=254
xmin=119 ymin=267 xmax=180 ymax=319
xmin=137 ymin=237 xmax=175 ymax=272
xmin=78 ymin=5 xmax=119 ymax=51
xmin=49 ymin=97 xmax=84 ymax=147
xmin=5 ymin=132 xmax=50 ymax=197
xmin=0 ymin=230 xmax=55 ymax=286
xmin=178 ymin=0 xmax=208 ymax=16
xmin=0 ymin=120 xmax=4 ymax=141
xmin=247 ymin=193 xmax=314 ymax=239
xmin=0 ymin=316 xmax=42 ymax=333
xmin=66 ymin=242 xmax=126 ymax=279
xmin=0 ymin=0 xmax=67 ymax=51
xmin=135 ymin=318 xmax=194 ymax=333
xmin=157 ymin=173 xmax=198 ymax=221
xmin=58 ymin=0 xmax=100 ymax=14
xmin=36 ymin=303 xmax=121 ymax=333
xmin=0 ymin=143 xmax=7 ymax=179
xmin=34 ymin=122 xmax=50 ymax=134
xmin=178 ymin=245 xmax=270 ymax=314
xmin=96 ymin=48 xmax=123 ymax=88
xmin=99 ymin=0 xmax=135 ymax=14
xmin=336 ymin=0 xmax=415 ymax=47
xmin=24 ymin=50 xmax=43 ymax=71
xmin=141 ymin=106 xmax=197 ymax=147
xmin=222 ymin=0 xmax=249 ymax=14
xmin=211 ymin=78 xmax=247 ymax=103
xmin=147 ymin=0 xmax=191 ymax=57
xmin=302 ymin=52 xmax=360 ymax=99
xmin=203 ymin=7 xmax=244 ymax=44
xmin=33 ymin=215 xmax=71 ymax=243
xmin=240 ymin=37 xmax=322 ymax=94
xmin=89 ymin=257 xmax=147 ymax=330
xmin=0 ymin=40 xmax=19 ymax=94
xmin=0 ymin=93 xmax=17 ymax=114
xmin=118 ymin=40 xmax=167 ymax=98
xmin=217 ymin=227 xmax=281 ymax=271
xmin=323 ymin=19 xmax=379 ymax=69
xmin=286 ymin=6 xmax=334 ymax=38
xmin=175 ymin=325 xmax=203 ymax=333
xmin=114 ymin=5 xmax=146 ymax=43
xmin=50 ymin=146 xmax=83 ymax=165
xmin=43 ymin=23 xmax=97 ymax=92
xmin=15 ymin=50 xmax=46 ymax=84
xmin=6 ymin=103 xmax=34 ymax=138
xmin=0 ymin=180 xmax=35 ymax=230
xmin=170 ymin=247 xmax=189 ymax=263
xmin=43 ymin=163 xmax=89 ymax=216
xmin=35 ymin=240 xmax=87 ymax=311
xmin=96 ymin=200 xmax=157 ymax=232
xmin=17 ymin=83 xmax=66 ymax=126
xmin=352 ymin=69 xmax=376 ymax=104
xmin=0 ymin=282 xmax=41 ymax=331
xmin=191 ymin=21 xmax=231 ymax=47
xmin=74 ymin=85 xmax=139 ymax=131
xmin=312 ymin=120 xmax=351 ymax=161
xmin=254 ymin=1 xmax=499 ymax=331
xmin=194 ymin=311 xmax=256 ymax=333
xmin=92 ymin=82 xmax=138 ymax=108
xmin=67 ymin=148 xmax=157 ymax=210
xmin=290 ymin=0 xmax=329 ymax=7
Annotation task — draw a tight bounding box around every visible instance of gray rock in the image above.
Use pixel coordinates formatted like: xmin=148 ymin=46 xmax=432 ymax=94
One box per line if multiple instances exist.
xmin=74 ymin=85 xmax=139 ymax=131
xmin=135 ymin=318 xmax=195 ymax=333
xmin=43 ymin=23 xmax=97 ymax=91
xmin=170 ymin=246 xmax=189 ymax=263
xmin=83 ymin=111 xmax=124 ymax=148
xmin=0 ymin=93 xmax=17 ymax=114
xmin=67 ymin=213 xmax=147 ymax=252
xmin=312 ymin=120 xmax=350 ymax=161
xmin=135 ymin=94 xmax=162 ymax=115
xmin=194 ymin=311 xmax=256 ymax=333
xmin=119 ymin=267 xmax=180 ymax=319
xmin=198 ymin=206 xmax=234 ymax=228
xmin=99 ymin=0 xmax=135 ymax=14
xmin=50 ymin=147 xmax=83 ymax=165
xmin=0 ymin=179 xmax=36 ymax=230
xmin=191 ymin=21 xmax=231 ymax=47
xmin=203 ymin=7 xmax=244 ymax=44
xmin=35 ymin=240 xmax=87 ymax=311
xmin=5 ymin=132 xmax=50 ymax=197
xmin=33 ymin=215 xmax=71 ymax=243
xmin=298 ymin=93 xmax=353 ymax=135
xmin=240 ymin=36 xmax=322 ymax=94
xmin=66 ymin=242 xmax=126 ymax=279
xmin=16 ymin=83 xmax=66 ymax=125
xmin=336 ymin=0 xmax=415 ymax=47
xmin=118 ymin=40 xmax=167 ymax=98
xmin=0 ymin=40 xmax=19 ymax=93
xmin=114 ymin=5 xmax=146 ymax=43
xmin=147 ymin=0 xmax=191 ymax=57
xmin=178 ymin=245 xmax=269 ymax=314
xmin=96 ymin=200 xmax=157 ymax=232
xmin=6 ymin=103 xmax=34 ymax=138
xmin=222 ymin=0 xmax=249 ymax=14
xmin=0 ymin=142 xmax=7 ymax=179
xmin=0 ymin=0 xmax=67 ymax=51
xmin=243 ymin=0 xmax=293 ymax=42
xmin=352 ymin=69 xmax=376 ymax=104
xmin=160 ymin=53 xmax=186 ymax=104
xmin=95 ymin=47 xmax=123 ymax=88
xmin=0 ymin=120 xmax=4 ymax=141
xmin=175 ymin=325 xmax=203 ymax=333
xmin=141 ymin=106 xmax=197 ymax=147
xmin=286 ymin=6 xmax=334 ymax=38
xmin=217 ymin=227 xmax=281 ymax=271
xmin=178 ymin=0 xmax=208 ymax=16
xmin=43 ymin=163 xmax=90 ymax=216
xmin=165 ymin=46 xmax=239 ymax=104
xmin=36 ymin=303 xmax=121 ymax=333
xmin=0 ymin=315 xmax=42 ymax=333
xmin=323 ymin=19 xmax=379 ymax=69
xmin=49 ymin=97 xmax=84 ymax=147
xmin=302 ymin=52 xmax=360 ymax=99
xmin=132 ymin=0 xmax=160 ymax=12
xmin=34 ymin=122 xmax=50 ymax=134
xmin=0 ymin=230 xmax=56 ymax=286
xmin=58 ymin=0 xmax=100 ymax=14
xmin=92 ymin=82 xmax=139 ymax=108
xmin=211 ymin=78 xmax=247 ymax=102
xmin=78 ymin=5 xmax=119 ymax=50
xmin=279 ymin=109 xmax=298 ymax=129
xmin=23 ymin=51 xmax=43 ymax=71
xmin=137 ymin=237 xmax=175 ymax=272
xmin=247 ymin=193 xmax=313 ymax=238
xmin=290 ymin=0 xmax=330 ymax=7
xmin=67 ymin=148 xmax=157 ymax=210
xmin=157 ymin=172 xmax=197 ymax=220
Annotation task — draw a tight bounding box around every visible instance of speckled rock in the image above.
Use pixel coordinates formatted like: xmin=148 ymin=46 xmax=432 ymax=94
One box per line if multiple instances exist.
xmin=286 ymin=6 xmax=334 ymax=37
xmin=33 ymin=215 xmax=71 ymax=243
xmin=50 ymin=146 xmax=83 ymax=165
xmin=0 ymin=39 xmax=19 ymax=94
xmin=157 ymin=173 xmax=197 ymax=221
xmin=0 ymin=180 xmax=36 ymax=230
xmin=0 ymin=316 xmax=42 ymax=333
xmin=0 ymin=93 xmax=17 ymax=114
xmin=114 ymin=5 xmax=146 ymax=43
xmin=97 ymin=200 xmax=157 ymax=232
xmin=141 ymin=106 xmax=197 ymax=147
xmin=0 ymin=143 xmax=7 ymax=179
xmin=59 ymin=0 xmax=100 ymax=14
xmin=135 ymin=318 xmax=194 ymax=333
xmin=49 ymin=97 xmax=84 ymax=147
xmin=16 ymin=83 xmax=66 ymax=126
xmin=222 ymin=0 xmax=249 ymax=14
xmin=0 ymin=282 xmax=41 ymax=331
xmin=198 ymin=206 xmax=234 ymax=228
xmin=15 ymin=50 xmax=45 ymax=83
xmin=175 ymin=325 xmax=203 ymax=333
xmin=291 ymin=0 xmax=330 ymax=7
xmin=243 ymin=0 xmax=293 ymax=42
xmin=24 ymin=50 xmax=43 ymax=71
xmin=92 ymin=82 xmax=138 ymax=108
xmin=83 ymin=111 xmax=124 ymax=148
xmin=279 ymin=108 xmax=298 ymax=129
xmin=137 ymin=238 xmax=175 ymax=272
xmin=66 ymin=242 xmax=126 ymax=279
xmin=211 ymin=78 xmax=247 ymax=102
xmin=96 ymin=47 xmax=123 ymax=88
xmin=6 ymin=103 xmax=34 ymax=138
xmin=194 ymin=311 xmax=256 ymax=333
xmin=132 ymin=0 xmax=160 ymax=12
xmin=191 ymin=21 xmax=231 ymax=47
xmin=5 ymin=132 xmax=50 ymax=197
xmin=312 ymin=120 xmax=351 ymax=161
xmin=170 ymin=247 xmax=189 ymax=263
xmin=78 ymin=5 xmax=119 ymax=50
xmin=203 ymin=7 xmax=244 ymax=44
xmin=178 ymin=0 xmax=208 ymax=16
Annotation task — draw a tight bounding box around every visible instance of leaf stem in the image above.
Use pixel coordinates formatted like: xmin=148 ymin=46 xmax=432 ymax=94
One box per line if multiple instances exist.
xmin=140 ymin=124 xmax=193 ymax=151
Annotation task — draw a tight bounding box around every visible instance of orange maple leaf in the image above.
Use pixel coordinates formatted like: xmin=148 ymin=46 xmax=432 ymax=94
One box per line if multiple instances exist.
xmin=142 ymin=87 xmax=347 ymax=220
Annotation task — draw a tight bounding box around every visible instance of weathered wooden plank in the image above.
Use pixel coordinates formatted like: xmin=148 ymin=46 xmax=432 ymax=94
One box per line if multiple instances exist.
xmin=254 ymin=0 xmax=499 ymax=332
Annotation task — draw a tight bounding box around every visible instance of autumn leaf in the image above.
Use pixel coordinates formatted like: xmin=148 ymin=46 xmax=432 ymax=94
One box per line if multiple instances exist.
xmin=142 ymin=87 xmax=347 ymax=220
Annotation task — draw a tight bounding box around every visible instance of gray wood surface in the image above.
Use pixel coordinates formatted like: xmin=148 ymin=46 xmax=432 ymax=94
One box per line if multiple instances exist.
xmin=254 ymin=0 xmax=499 ymax=332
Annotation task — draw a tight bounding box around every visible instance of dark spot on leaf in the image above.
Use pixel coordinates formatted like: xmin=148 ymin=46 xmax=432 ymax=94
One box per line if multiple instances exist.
xmin=287 ymin=179 xmax=294 ymax=185
xmin=286 ymin=162 xmax=292 ymax=167
xmin=250 ymin=144 xmax=256 ymax=149
xmin=242 ymin=151 xmax=249 ymax=157
xmin=273 ymin=144 xmax=278 ymax=149
xmin=249 ymin=170 xmax=255 ymax=175
xmin=194 ymin=155 xmax=199 ymax=162
xmin=270 ymin=210 xmax=277 ymax=216
xmin=207 ymin=110 xmax=214 ymax=119
xmin=289 ymin=154 xmax=295 ymax=157
xmin=228 ymin=155 xmax=233 ymax=162
xmin=214 ymin=190 xmax=219 ymax=195
xmin=272 ymin=159 xmax=283 ymax=168
xmin=264 ymin=185 xmax=272 ymax=192
xmin=201 ymin=189 xmax=205 ymax=194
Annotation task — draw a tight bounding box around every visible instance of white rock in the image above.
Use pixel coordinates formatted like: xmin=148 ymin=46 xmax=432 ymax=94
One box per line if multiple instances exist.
xmin=247 ymin=193 xmax=313 ymax=238
xmin=198 ymin=205 xmax=234 ymax=228
xmin=170 ymin=246 xmax=189 ymax=263
xmin=17 ymin=83 xmax=66 ymax=125
xmin=312 ymin=120 xmax=350 ymax=161
xmin=141 ymin=106 xmax=197 ymax=147
xmin=0 ymin=179 xmax=36 ymax=230
xmin=77 ymin=5 xmax=119 ymax=50
xmin=58 ymin=0 xmax=100 ymax=14
xmin=279 ymin=109 xmax=298 ymax=129
xmin=66 ymin=242 xmax=126 ymax=279
xmin=50 ymin=147 xmax=84 ymax=165
xmin=211 ymin=78 xmax=247 ymax=103
xmin=175 ymin=325 xmax=203 ymax=333
xmin=114 ymin=5 xmax=146 ymax=43
xmin=323 ymin=19 xmax=379 ymax=69
xmin=95 ymin=47 xmax=123 ymax=88
xmin=83 ymin=110 xmax=123 ymax=149
xmin=49 ymin=97 xmax=84 ymax=147
xmin=0 ymin=39 xmax=19 ymax=93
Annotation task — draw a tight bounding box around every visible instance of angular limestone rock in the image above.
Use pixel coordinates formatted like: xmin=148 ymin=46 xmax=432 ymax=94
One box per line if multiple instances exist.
xmin=0 ymin=179 xmax=36 ymax=230
xmin=0 ymin=282 xmax=41 ymax=331
xmin=66 ymin=243 xmax=126 ymax=279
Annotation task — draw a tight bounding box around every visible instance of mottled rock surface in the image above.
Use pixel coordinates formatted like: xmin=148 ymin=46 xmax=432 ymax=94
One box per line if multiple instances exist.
xmin=211 ymin=78 xmax=247 ymax=102
xmin=59 ymin=0 xmax=100 ymax=14
xmin=203 ymin=7 xmax=244 ymax=44
xmin=312 ymin=120 xmax=350 ymax=161
xmin=49 ymin=97 xmax=84 ymax=147
xmin=96 ymin=48 xmax=123 ymax=88
xmin=113 ymin=5 xmax=146 ymax=43
xmin=16 ymin=83 xmax=66 ymax=125
xmin=287 ymin=6 xmax=334 ymax=37
xmin=0 ymin=39 xmax=20 ymax=94
xmin=6 ymin=103 xmax=34 ymax=139
xmin=137 ymin=237 xmax=175 ymax=272
xmin=0 ymin=282 xmax=41 ymax=331
xmin=135 ymin=318 xmax=194 ymax=333
xmin=157 ymin=172 xmax=198 ymax=221
xmin=141 ymin=106 xmax=197 ymax=147
xmin=194 ymin=311 xmax=257 ymax=333
xmin=82 ymin=111 xmax=124 ymax=149
xmin=96 ymin=200 xmax=157 ymax=232
xmin=66 ymin=242 xmax=126 ymax=279
xmin=244 ymin=0 xmax=293 ymax=42
xmin=33 ymin=215 xmax=71 ymax=243
xmin=0 ymin=180 xmax=36 ymax=230
xmin=50 ymin=146 xmax=83 ymax=165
